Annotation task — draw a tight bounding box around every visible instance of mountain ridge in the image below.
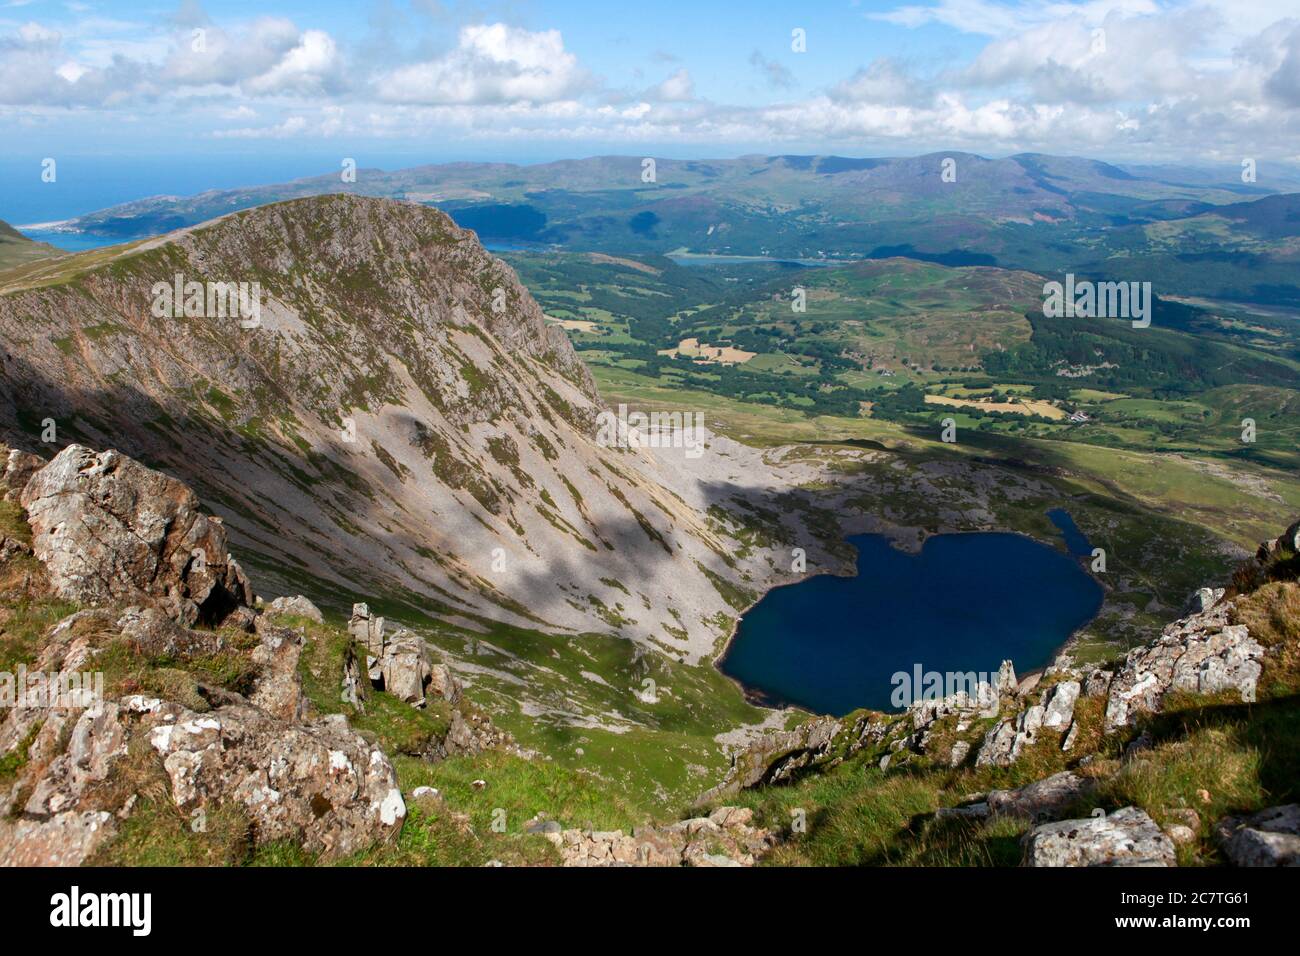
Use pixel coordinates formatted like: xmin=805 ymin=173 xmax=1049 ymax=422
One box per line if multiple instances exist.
xmin=0 ymin=194 xmax=829 ymax=663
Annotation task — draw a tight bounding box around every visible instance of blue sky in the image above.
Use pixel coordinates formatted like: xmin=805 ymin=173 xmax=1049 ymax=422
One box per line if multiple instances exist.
xmin=1 ymin=0 xmax=1299 ymax=165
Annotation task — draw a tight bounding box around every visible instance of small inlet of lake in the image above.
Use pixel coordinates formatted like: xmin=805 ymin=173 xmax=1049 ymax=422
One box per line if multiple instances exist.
xmin=718 ymin=529 xmax=1103 ymax=716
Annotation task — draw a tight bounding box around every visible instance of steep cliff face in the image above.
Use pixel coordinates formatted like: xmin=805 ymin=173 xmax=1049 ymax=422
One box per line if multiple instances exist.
xmin=0 ymin=195 xmax=805 ymax=662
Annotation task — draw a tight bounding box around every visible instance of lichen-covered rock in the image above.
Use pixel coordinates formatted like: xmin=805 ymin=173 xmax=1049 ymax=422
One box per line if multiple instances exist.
xmin=20 ymin=445 xmax=254 ymax=627
xmin=249 ymin=621 xmax=307 ymax=722
xmin=21 ymin=700 xmax=130 ymax=819
xmin=441 ymin=706 xmax=517 ymax=757
xmin=349 ymin=603 xmax=386 ymax=656
xmin=0 ymin=444 xmax=42 ymax=502
xmin=377 ymin=630 xmax=433 ymax=704
xmin=1041 ymin=680 xmax=1080 ymax=731
xmin=697 ymin=715 xmax=842 ymax=803
xmin=0 ymin=811 xmax=117 ymax=867
xmin=147 ymin=701 xmax=404 ymax=861
xmin=976 ymin=703 xmax=1045 ymax=767
xmin=558 ymin=807 xmax=774 ymax=867
xmin=117 ymin=605 xmax=226 ymax=659
xmin=1104 ymin=600 xmax=1263 ymax=731
xmin=428 ymin=663 xmax=462 ymax=704
xmin=987 ymin=771 xmax=1096 ymax=822
xmin=341 ymin=643 xmax=367 ymax=710
xmin=1185 ymin=587 xmax=1225 ymax=615
xmin=267 ymin=595 xmax=324 ymax=623
xmin=1215 ymin=804 xmax=1300 ymax=866
xmin=1023 ymin=807 xmax=1176 ymax=867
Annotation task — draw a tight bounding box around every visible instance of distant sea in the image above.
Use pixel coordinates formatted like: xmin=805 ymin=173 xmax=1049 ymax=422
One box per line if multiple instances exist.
xmin=0 ymin=152 xmax=546 ymax=251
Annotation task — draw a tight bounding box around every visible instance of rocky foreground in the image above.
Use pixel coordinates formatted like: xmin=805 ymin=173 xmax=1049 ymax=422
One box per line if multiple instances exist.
xmin=1 ymin=440 xmax=1297 ymax=866
xmin=0 ymin=443 xmax=761 ymax=866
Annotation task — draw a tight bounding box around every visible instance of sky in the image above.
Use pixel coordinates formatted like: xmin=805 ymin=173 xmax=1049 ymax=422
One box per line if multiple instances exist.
xmin=2 ymin=0 xmax=1300 ymax=167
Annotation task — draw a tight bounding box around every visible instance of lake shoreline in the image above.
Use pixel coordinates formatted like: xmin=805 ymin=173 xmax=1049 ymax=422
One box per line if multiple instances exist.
xmin=711 ymin=519 xmax=1105 ymax=718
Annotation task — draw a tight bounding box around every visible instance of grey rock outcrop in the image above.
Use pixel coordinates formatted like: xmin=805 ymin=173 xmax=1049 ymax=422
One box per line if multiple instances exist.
xmin=147 ymin=700 xmax=405 ymax=861
xmin=347 ymin=604 xmax=462 ymax=708
xmin=1041 ymin=680 xmax=1081 ymax=731
xmin=349 ymin=603 xmax=387 ymax=656
xmin=1104 ymin=598 xmax=1263 ymax=731
xmin=558 ymin=807 xmax=774 ymax=867
xmin=987 ymin=771 xmax=1097 ymax=821
xmin=441 ymin=706 xmax=516 ymax=757
xmin=20 ymin=445 xmax=254 ymax=627
xmin=377 ymin=630 xmax=434 ymax=704
xmin=117 ymin=605 xmax=226 ymax=659
xmin=1215 ymin=804 xmax=1300 ymax=866
xmin=697 ymin=715 xmax=842 ymax=803
xmin=0 ymin=445 xmax=41 ymax=502
xmin=976 ymin=703 xmax=1045 ymax=767
xmin=1023 ymin=807 xmax=1177 ymax=867
xmin=267 ymin=595 xmax=324 ymax=623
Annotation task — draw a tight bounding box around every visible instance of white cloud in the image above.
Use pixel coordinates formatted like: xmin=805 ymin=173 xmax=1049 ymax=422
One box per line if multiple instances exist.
xmin=1 ymin=4 xmax=1298 ymax=163
xmin=242 ymin=29 xmax=341 ymax=95
xmin=376 ymin=23 xmax=588 ymax=105
xmin=647 ymin=68 xmax=694 ymax=102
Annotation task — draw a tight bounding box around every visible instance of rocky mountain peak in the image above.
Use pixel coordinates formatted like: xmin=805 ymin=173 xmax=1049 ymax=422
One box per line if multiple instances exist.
xmin=0 ymin=195 xmax=805 ymax=662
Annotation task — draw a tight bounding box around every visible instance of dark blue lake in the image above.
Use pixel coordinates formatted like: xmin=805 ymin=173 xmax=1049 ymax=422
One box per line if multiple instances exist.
xmin=1047 ymin=507 xmax=1094 ymax=557
xmin=719 ymin=532 xmax=1103 ymax=716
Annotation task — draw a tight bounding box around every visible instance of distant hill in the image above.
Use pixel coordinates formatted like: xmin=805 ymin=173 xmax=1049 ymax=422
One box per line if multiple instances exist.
xmin=0 ymin=219 xmax=57 ymax=271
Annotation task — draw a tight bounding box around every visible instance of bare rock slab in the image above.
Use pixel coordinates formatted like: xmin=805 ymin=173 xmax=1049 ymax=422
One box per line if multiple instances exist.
xmin=1023 ymin=807 xmax=1176 ymax=867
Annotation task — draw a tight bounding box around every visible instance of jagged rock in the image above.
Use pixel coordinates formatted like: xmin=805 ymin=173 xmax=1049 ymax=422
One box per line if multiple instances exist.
xmin=349 ymin=603 xmax=386 ymax=656
xmin=949 ymin=740 xmax=971 ymax=767
xmin=976 ymin=704 xmax=1044 ymax=767
xmin=249 ymin=621 xmax=307 ymax=722
xmin=1023 ymin=807 xmax=1176 ymax=867
xmin=995 ymin=660 xmax=1018 ymax=696
xmin=908 ymin=683 xmax=998 ymax=732
xmin=697 ymin=715 xmax=842 ymax=803
xmin=1104 ymin=600 xmax=1264 ymax=731
xmin=20 ymin=445 xmax=254 ymax=627
xmin=559 ymin=808 xmax=774 ymax=867
xmin=117 ymin=606 xmax=226 ymax=659
xmin=0 ymin=445 xmax=42 ymax=502
xmin=442 ymin=707 xmax=516 ymax=757
xmin=267 ymin=595 xmax=324 ymax=623
xmin=147 ymin=701 xmax=404 ymax=861
xmin=428 ymin=663 xmax=463 ymax=704
xmin=1041 ymin=680 xmax=1080 ymax=731
xmin=987 ymin=771 xmax=1096 ymax=822
xmin=1062 ymin=721 xmax=1079 ymax=751
xmin=0 ymin=811 xmax=116 ymax=867
xmin=341 ymin=643 xmax=367 ymax=710
xmin=376 ymin=630 xmax=433 ymax=704
xmin=1185 ymin=587 xmax=1225 ymax=615
xmin=22 ymin=700 xmax=129 ymax=819
xmin=1214 ymin=804 xmax=1300 ymax=866
xmin=1084 ymin=667 xmax=1112 ymax=698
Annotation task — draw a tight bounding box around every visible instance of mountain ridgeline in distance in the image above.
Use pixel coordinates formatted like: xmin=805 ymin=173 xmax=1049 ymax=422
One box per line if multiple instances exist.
xmin=33 ymin=152 xmax=1300 ymax=307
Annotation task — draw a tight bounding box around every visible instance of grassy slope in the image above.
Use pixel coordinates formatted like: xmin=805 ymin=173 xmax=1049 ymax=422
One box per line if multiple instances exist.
xmin=0 ymin=220 xmax=58 ymax=272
